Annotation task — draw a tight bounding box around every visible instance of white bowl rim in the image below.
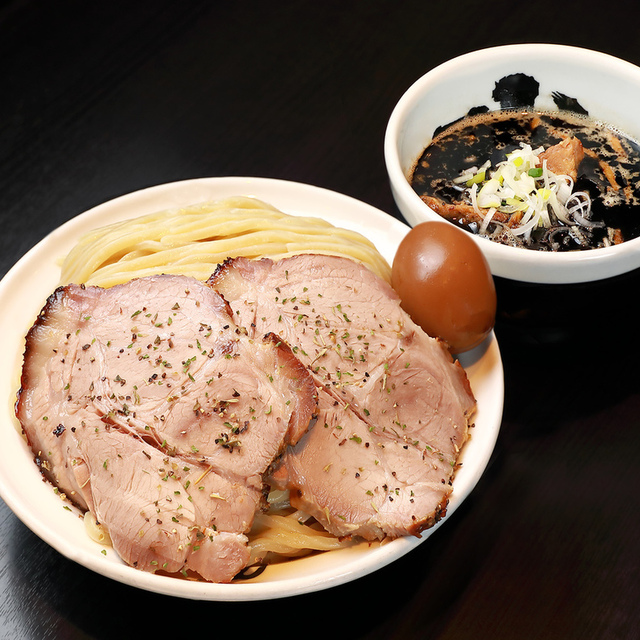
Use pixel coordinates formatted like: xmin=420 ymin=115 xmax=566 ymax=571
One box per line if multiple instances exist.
xmin=384 ymin=43 xmax=640 ymax=285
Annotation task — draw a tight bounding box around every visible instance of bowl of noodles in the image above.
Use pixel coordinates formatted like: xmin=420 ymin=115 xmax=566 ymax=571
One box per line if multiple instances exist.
xmin=384 ymin=43 xmax=640 ymax=285
xmin=0 ymin=177 xmax=504 ymax=601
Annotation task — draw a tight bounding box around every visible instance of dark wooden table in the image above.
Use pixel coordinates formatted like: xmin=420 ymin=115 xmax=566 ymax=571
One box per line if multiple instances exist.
xmin=2 ymin=1 xmax=640 ymax=638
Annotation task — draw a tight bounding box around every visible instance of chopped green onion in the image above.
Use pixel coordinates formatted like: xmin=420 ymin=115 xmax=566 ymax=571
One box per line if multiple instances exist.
xmin=537 ymin=188 xmax=552 ymax=200
xmin=465 ymin=169 xmax=486 ymax=187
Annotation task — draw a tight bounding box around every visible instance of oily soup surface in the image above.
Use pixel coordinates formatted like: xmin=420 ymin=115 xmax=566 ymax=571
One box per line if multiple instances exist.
xmin=411 ymin=109 xmax=640 ymax=250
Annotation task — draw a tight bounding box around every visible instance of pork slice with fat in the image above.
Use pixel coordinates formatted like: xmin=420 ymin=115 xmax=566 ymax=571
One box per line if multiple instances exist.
xmin=209 ymin=254 xmax=476 ymax=540
xmin=16 ymin=274 xmax=316 ymax=582
xmin=538 ymin=136 xmax=584 ymax=182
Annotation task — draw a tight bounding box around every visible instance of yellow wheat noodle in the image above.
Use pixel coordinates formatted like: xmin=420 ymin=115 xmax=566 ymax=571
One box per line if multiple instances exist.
xmin=60 ymin=196 xmax=391 ymax=287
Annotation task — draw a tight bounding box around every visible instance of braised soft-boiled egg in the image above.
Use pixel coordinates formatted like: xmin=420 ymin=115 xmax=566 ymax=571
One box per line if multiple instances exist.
xmin=391 ymin=221 xmax=496 ymax=354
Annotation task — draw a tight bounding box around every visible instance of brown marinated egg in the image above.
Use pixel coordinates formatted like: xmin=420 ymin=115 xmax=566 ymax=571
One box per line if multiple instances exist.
xmin=391 ymin=221 xmax=496 ymax=354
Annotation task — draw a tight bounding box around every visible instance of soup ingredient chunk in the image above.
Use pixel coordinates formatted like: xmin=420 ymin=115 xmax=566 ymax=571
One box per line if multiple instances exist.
xmin=538 ymin=136 xmax=584 ymax=181
xmin=210 ymin=254 xmax=476 ymax=540
xmin=16 ymin=274 xmax=316 ymax=582
xmin=391 ymin=221 xmax=496 ymax=354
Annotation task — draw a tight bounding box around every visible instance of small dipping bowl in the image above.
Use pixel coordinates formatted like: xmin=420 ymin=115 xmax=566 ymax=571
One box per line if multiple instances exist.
xmin=384 ymin=44 xmax=640 ymax=346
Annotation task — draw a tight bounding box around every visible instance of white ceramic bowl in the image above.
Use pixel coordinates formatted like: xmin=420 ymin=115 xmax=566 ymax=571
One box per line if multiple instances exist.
xmin=384 ymin=44 xmax=640 ymax=284
xmin=0 ymin=177 xmax=504 ymax=601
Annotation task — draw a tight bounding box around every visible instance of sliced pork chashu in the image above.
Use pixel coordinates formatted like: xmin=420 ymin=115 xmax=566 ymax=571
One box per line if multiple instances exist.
xmin=209 ymin=254 xmax=476 ymax=540
xmin=16 ymin=274 xmax=316 ymax=582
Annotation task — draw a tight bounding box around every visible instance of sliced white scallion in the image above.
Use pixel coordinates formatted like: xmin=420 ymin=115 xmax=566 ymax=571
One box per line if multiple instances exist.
xmin=469 ymin=182 xmax=481 ymax=214
xmin=510 ymin=210 xmax=539 ymax=237
xmin=453 ymin=170 xmax=478 ymax=185
xmin=479 ymin=207 xmax=497 ymax=235
xmin=477 ymin=178 xmax=502 ymax=209
xmin=566 ymin=192 xmax=597 ymax=227
xmin=459 ymin=142 xmax=595 ymax=236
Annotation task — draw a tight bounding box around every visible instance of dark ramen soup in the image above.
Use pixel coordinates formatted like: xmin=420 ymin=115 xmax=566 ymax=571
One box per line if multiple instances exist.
xmin=410 ymin=110 xmax=640 ymax=251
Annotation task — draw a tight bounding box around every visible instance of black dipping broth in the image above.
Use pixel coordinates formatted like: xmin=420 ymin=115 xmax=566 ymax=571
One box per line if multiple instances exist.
xmin=410 ymin=110 xmax=640 ymax=251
